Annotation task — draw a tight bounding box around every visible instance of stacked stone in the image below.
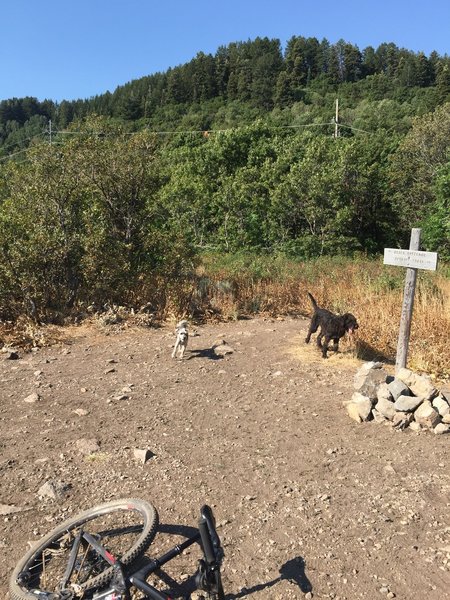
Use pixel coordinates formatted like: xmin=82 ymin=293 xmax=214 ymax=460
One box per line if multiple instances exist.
xmin=345 ymin=362 xmax=450 ymax=434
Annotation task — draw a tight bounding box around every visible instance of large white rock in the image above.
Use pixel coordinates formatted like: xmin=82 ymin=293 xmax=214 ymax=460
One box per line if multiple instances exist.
xmin=394 ymin=394 xmax=424 ymax=413
xmin=414 ymin=401 xmax=441 ymax=429
xmin=434 ymin=423 xmax=450 ymax=435
xmin=346 ymin=393 xmax=373 ymax=422
xmin=396 ymin=368 xmax=437 ymax=401
xmin=354 ymin=363 xmax=389 ymax=400
xmin=432 ymin=395 xmax=450 ymax=417
xmin=375 ymin=396 xmax=396 ymax=420
xmin=387 ymin=378 xmax=411 ymax=400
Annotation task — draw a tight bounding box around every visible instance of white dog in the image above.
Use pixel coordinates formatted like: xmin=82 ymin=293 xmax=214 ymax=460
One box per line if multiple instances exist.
xmin=172 ymin=320 xmax=189 ymax=359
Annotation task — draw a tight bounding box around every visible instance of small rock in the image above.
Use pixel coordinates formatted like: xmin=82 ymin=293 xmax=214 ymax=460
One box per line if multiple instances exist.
xmin=38 ymin=480 xmax=71 ymax=500
xmin=434 ymin=423 xmax=450 ymax=435
xmin=24 ymin=392 xmax=40 ymax=403
xmin=392 ymin=412 xmax=413 ymax=430
xmin=73 ymin=408 xmax=89 ymax=416
xmin=372 ymin=408 xmax=388 ymax=423
xmin=409 ymin=421 xmax=422 ymax=432
xmin=5 ymin=351 xmax=19 ymax=360
xmin=75 ymin=438 xmax=100 ymax=455
xmin=133 ymin=448 xmax=154 ymax=464
xmin=384 ymin=464 xmax=396 ymax=474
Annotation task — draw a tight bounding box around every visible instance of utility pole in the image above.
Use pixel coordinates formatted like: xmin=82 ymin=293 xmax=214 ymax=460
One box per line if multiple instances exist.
xmin=334 ymin=99 xmax=339 ymax=138
xmin=49 ymin=119 xmax=52 ymax=145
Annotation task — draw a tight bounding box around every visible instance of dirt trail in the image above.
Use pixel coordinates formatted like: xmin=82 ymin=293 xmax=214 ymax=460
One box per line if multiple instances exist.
xmin=1 ymin=316 xmax=449 ymax=599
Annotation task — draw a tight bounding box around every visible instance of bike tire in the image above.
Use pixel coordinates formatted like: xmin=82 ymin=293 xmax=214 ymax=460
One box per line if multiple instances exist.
xmin=9 ymin=498 xmax=159 ymax=600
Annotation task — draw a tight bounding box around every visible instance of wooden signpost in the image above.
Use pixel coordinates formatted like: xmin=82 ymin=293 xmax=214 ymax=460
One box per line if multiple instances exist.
xmin=383 ymin=229 xmax=438 ymax=373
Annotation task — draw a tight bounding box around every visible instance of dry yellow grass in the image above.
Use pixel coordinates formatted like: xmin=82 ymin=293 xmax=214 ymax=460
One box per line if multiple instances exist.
xmin=200 ymin=257 xmax=450 ymax=381
xmin=2 ymin=257 xmax=448 ymax=382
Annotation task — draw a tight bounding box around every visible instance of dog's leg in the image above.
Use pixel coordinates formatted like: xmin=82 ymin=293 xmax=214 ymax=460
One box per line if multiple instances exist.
xmin=172 ymin=341 xmax=179 ymax=358
xmin=305 ymin=315 xmax=318 ymax=343
xmin=321 ymin=336 xmax=331 ymax=358
xmin=180 ymin=344 xmax=185 ymax=359
xmin=316 ymin=327 xmax=324 ymax=348
xmin=331 ymin=338 xmax=339 ymax=352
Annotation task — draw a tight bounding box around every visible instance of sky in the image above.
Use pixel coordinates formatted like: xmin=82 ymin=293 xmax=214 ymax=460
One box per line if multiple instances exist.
xmin=1 ymin=0 xmax=449 ymax=103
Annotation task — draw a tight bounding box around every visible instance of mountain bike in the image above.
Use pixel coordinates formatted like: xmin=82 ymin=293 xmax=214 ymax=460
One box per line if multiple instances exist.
xmin=9 ymin=498 xmax=225 ymax=600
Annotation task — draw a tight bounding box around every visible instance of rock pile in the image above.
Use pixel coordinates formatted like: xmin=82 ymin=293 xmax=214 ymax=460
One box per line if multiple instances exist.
xmin=345 ymin=362 xmax=450 ymax=434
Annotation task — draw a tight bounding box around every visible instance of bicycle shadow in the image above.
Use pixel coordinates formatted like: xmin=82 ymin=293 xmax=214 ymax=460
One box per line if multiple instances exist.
xmin=135 ymin=523 xmax=201 ymax=596
xmin=142 ymin=525 xmax=312 ymax=599
xmin=225 ymin=556 xmax=312 ymax=599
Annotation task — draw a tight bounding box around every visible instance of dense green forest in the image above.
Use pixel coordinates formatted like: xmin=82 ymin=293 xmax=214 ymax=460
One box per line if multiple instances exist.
xmin=1 ymin=36 xmax=450 ymax=151
xmin=0 ymin=35 xmax=449 ymax=321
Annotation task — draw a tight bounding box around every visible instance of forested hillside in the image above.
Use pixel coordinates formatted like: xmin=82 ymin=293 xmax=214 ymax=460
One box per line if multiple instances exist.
xmin=0 ymin=35 xmax=449 ymax=324
xmin=1 ymin=36 xmax=449 ymax=151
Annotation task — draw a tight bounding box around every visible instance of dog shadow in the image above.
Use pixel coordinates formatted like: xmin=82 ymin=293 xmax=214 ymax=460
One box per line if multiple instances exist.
xmin=187 ymin=347 xmax=224 ymax=361
xmin=226 ymin=556 xmax=312 ymax=598
xmin=355 ymin=339 xmax=394 ymax=364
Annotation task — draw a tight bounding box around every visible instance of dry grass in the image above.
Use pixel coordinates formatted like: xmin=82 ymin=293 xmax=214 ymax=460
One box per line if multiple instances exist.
xmin=0 ymin=316 xmax=66 ymax=351
xmin=2 ymin=256 xmax=448 ymax=381
xmin=197 ymin=255 xmax=450 ymax=381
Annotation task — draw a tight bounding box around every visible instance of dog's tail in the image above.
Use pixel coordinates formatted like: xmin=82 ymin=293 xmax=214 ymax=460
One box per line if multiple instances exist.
xmin=307 ymin=292 xmax=318 ymax=308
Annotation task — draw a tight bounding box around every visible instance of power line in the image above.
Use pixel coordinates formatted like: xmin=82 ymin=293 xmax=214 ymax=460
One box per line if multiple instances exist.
xmin=338 ymin=123 xmax=371 ymax=134
xmin=0 ymin=115 xmax=372 ymax=162
xmin=0 ymin=147 xmax=32 ymax=162
xmin=0 ymin=132 xmax=46 ymax=152
xmin=54 ymin=120 xmax=369 ymax=137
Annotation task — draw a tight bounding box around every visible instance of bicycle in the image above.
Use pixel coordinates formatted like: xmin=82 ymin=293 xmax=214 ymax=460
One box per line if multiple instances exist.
xmin=9 ymin=498 xmax=225 ymax=600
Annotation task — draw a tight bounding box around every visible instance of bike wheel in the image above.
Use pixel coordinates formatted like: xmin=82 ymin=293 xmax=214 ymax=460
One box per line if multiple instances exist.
xmin=9 ymin=498 xmax=158 ymax=600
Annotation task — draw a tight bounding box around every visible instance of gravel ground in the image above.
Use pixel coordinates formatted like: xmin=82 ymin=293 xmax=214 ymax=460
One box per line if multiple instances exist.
xmin=1 ymin=316 xmax=449 ymax=599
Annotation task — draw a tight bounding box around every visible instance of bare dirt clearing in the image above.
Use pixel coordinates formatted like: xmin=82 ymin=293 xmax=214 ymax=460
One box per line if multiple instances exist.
xmin=1 ymin=317 xmax=449 ymax=599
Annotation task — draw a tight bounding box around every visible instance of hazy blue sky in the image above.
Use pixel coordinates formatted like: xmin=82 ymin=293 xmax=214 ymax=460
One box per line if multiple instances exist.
xmin=1 ymin=0 xmax=449 ymax=102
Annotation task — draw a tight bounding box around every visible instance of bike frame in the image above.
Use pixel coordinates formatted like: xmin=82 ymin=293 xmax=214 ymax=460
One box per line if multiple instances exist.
xmin=91 ymin=505 xmax=224 ymax=600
